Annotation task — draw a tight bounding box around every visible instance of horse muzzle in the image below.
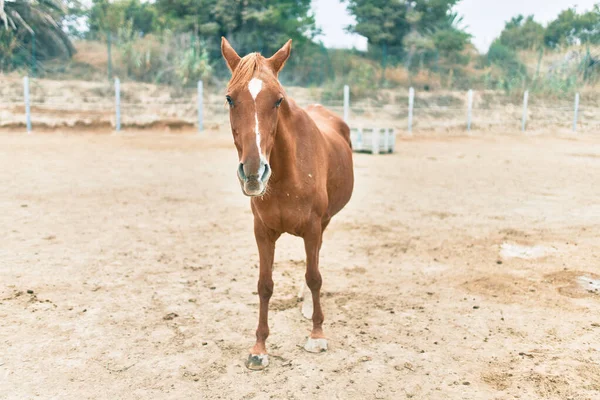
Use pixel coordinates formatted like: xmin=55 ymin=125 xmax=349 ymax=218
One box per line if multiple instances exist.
xmin=237 ymin=162 xmax=271 ymax=197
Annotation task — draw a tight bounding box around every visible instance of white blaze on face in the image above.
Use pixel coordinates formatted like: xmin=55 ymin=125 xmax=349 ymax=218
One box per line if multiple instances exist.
xmin=248 ymin=77 xmax=263 ymax=101
xmin=248 ymin=78 xmax=266 ymax=176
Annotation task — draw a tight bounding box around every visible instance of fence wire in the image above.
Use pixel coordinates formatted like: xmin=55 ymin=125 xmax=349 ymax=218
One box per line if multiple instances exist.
xmin=2 ymin=76 xmax=599 ymax=134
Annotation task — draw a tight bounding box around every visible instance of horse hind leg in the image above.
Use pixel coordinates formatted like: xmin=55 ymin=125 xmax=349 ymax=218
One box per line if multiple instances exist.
xmin=299 ymin=217 xmax=329 ymax=320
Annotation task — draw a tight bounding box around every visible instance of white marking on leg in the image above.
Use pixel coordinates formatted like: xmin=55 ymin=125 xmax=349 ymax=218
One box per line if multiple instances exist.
xmin=301 ymin=283 xmax=313 ymax=320
xmin=297 ymin=281 xmax=305 ymax=299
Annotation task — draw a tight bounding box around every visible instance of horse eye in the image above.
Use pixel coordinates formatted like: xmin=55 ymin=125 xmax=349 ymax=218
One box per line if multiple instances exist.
xmin=226 ymin=96 xmax=234 ymax=107
xmin=275 ymin=98 xmax=284 ymax=108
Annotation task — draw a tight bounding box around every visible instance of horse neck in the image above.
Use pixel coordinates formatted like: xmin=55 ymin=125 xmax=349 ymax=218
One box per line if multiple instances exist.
xmin=269 ymin=102 xmax=299 ymax=185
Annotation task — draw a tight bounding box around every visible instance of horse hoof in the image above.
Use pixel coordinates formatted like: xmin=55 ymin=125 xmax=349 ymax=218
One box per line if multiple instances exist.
xmin=304 ymin=337 xmax=328 ymax=353
xmin=245 ymin=354 xmax=269 ymax=370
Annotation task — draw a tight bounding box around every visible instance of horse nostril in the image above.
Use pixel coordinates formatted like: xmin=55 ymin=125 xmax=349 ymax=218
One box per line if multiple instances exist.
xmin=238 ymin=163 xmax=247 ymax=181
xmin=261 ymin=163 xmax=271 ymax=182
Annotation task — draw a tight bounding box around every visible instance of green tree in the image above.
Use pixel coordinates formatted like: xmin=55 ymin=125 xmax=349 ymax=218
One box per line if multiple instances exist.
xmin=154 ymin=0 xmax=218 ymax=35
xmin=544 ymin=6 xmax=600 ymax=47
xmin=88 ymin=0 xmax=158 ymax=38
xmin=220 ymin=0 xmax=318 ymax=55
xmin=0 ymin=0 xmax=75 ymax=70
xmin=345 ymin=0 xmax=410 ymax=51
xmin=413 ymin=0 xmax=463 ymax=32
xmin=431 ymin=12 xmax=471 ymax=60
xmin=486 ymin=39 xmax=527 ymax=91
xmin=88 ymin=0 xmax=125 ymax=37
xmin=346 ymin=0 xmax=463 ymax=46
xmin=434 ymin=28 xmax=471 ymax=57
xmin=154 ymin=0 xmax=319 ymax=55
xmin=499 ymin=15 xmax=545 ymax=50
xmin=121 ymin=0 xmax=159 ymax=35
xmin=544 ymin=8 xmax=579 ymax=47
xmin=150 ymin=0 xmax=321 ymax=83
xmin=575 ymin=5 xmax=600 ymax=44
xmin=345 ymin=0 xmax=467 ymax=66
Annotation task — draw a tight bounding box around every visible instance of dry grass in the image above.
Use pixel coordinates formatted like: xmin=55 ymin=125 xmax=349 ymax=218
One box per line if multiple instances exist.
xmin=72 ymin=40 xmax=115 ymax=70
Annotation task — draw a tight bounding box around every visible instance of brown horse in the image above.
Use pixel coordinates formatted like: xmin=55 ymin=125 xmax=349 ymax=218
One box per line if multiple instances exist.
xmin=221 ymin=37 xmax=354 ymax=370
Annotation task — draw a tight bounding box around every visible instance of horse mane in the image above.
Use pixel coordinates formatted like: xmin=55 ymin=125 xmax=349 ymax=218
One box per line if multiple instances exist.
xmin=228 ymin=53 xmax=265 ymax=91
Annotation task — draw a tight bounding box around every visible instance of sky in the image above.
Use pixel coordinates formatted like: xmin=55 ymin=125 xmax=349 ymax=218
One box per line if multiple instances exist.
xmin=313 ymin=0 xmax=600 ymax=53
xmin=312 ymin=0 xmax=369 ymax=51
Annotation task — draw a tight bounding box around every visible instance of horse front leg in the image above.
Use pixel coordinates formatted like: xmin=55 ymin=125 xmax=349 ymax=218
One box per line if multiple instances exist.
xmin=246 ymin=219 xmax=279 ymax=370
xmin=302 ymin=222 xmax=328 ymax=353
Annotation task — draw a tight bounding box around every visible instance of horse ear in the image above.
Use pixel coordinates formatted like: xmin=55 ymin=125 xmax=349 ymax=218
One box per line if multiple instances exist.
xmin=267 ymin=39 xmax=292 ymax=74
xmin=221 ymin=37 xmax=241 ymax=72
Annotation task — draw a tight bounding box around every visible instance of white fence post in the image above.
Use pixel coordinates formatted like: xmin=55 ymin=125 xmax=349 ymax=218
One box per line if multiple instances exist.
xmin=408 ymin=87 xmax=414 ymax=135
xmin=343 ymin=85 xmax=350 ymax=122
xmin=114 ymin=77 xmax=121 ymax=132
xmin=467 ymin=89 xmax=473 ymax=132
xmin=521 ymin=90 xmax=529 ymax=132
xmin=197 ymin=80 xmax=204 ymax=133
xmin=23 ymin=76 xmax=31 ymax=134
xmin=573 ymin=92 xmax=580 ymax=133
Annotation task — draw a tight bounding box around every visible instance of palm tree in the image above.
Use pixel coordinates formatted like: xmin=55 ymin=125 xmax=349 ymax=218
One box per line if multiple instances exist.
xmin=1 ymin=0 xmax=74 ymax=62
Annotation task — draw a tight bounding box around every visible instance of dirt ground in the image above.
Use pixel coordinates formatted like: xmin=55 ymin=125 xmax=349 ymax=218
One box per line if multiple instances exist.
xmin=1 ymin=130 xmax=600 ymax=400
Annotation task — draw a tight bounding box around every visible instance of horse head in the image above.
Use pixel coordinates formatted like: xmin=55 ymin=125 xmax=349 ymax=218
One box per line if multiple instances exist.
xmin=221 ymin=37 xmax=292 ymax=197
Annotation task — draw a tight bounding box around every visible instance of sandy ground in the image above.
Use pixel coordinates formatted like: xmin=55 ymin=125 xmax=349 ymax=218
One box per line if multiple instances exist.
xmin=1 ymin=130 xmax=600 ymax=400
